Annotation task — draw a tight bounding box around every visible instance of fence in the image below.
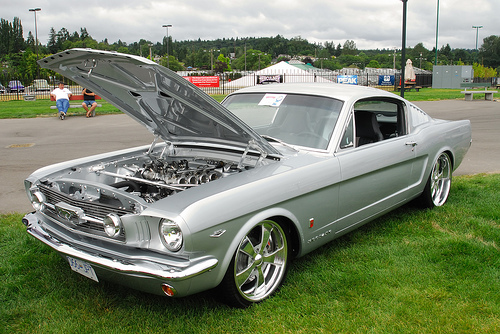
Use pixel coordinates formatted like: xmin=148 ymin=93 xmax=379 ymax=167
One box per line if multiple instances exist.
xmin=4 ymin=73 xmax=499 ymax=102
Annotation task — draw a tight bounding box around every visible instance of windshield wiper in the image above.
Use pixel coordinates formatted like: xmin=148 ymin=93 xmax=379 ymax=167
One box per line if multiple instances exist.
xmin=261 ymin=135 xmax=299 ymax=152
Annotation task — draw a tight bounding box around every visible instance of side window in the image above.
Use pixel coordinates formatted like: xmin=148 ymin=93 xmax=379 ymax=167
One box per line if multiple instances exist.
xmin=353 ymin=99 xmax=406 ymax=147
xmin=339 ymin=113 xmax=354 ymax=149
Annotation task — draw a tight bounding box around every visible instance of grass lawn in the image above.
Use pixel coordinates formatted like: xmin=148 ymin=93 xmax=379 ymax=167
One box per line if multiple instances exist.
xmin=1 ymin=174 xmax=500 ymax=333
xmin=1 ymin=89 xmax=497 ymax=119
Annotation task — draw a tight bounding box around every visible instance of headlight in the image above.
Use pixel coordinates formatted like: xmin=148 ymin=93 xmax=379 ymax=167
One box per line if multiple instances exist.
xmin=29 ymin=188 xmax=46 ymax=211
xmin=103 ymin=213 xmax=122 ymax=237
xmin=159 ymin=219 xmax=183 ymax=252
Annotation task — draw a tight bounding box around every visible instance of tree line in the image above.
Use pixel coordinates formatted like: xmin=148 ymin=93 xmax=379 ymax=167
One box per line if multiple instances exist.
xmin=1 ymin=16 xmax=499 ymax=86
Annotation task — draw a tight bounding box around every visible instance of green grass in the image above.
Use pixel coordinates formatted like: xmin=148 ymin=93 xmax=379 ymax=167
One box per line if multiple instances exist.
xmin=1 ymin=89 xmax=496 ymax=119
xmin=0 ymin=99 xmax=123 ymax=119
xmin=390 ymin=87 xmax=492 ymax=101
xmin=2 ymin=174 xmax=500 ymax=333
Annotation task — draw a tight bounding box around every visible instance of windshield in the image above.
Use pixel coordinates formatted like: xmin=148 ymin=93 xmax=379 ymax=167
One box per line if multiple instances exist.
xmin=222 ymin=93 xmax=343 ymax=150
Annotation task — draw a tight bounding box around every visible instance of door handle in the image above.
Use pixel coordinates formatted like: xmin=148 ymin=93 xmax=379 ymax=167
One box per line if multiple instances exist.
xmin=405 ymin=141 xmax=417 ymax=147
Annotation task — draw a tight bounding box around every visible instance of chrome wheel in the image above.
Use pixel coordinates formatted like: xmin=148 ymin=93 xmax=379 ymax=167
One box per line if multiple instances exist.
xmin=222 ymin=220 xmax=288 ymax=307
xmin=428 ymin=153 xmax=452 ymax=207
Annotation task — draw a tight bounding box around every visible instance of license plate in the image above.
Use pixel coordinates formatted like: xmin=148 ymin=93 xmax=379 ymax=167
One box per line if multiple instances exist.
xmin=67 ymin=256 xmax=99 ymax=282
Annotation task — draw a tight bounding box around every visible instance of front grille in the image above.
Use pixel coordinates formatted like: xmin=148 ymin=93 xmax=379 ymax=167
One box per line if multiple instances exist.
xmin=38 ymin=184 xmax=133 ymax=240
xmin=39 ymin=184 xmax=132 ymax=219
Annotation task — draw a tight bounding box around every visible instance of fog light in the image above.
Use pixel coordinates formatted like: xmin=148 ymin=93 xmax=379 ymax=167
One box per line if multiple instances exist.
xmin=161 ymin=283 xmax=176 ymax=297
xmin=103 ymin=213 xmax=122 ymax=237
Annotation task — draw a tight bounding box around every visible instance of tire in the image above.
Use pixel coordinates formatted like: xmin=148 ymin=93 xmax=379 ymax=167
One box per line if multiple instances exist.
xmin=220 ymin=219 xmax=289 ymax=308
xmin=419 ymin=152 xmax=452 ymax=208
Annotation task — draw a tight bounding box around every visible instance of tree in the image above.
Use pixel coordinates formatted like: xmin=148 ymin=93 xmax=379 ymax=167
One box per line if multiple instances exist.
xmin=214 ymin=53 xmax=231 ymax=73
xmin=473 ymin=63 xmax=498 ymax=78
xmin=479 ymin=35 xmax=500 ymax=69
xmin=47 ymin=27 xmax=58 ymax=53
xmin=159 ymin=55 xmax=184 ymax=71
xmin=0 ymin=18 xmax=12 ymax=55
xmin=342 ymin=40 xmax=357 ymax=56
xmin=367 ymin=60 xmax=380 ymax=68
xmin=11 ymin=17 xmax=24 ymax=52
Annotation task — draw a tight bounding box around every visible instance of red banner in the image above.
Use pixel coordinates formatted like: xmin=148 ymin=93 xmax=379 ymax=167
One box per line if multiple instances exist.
xmin=184 ymin=76 xmax=220 ymax=87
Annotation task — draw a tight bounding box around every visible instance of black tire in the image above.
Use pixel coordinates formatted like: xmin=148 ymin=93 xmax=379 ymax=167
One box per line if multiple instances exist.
xmin=219 ymin=219 xmax=289 ymax=308
xmin=418 ymin=152 xmax=452 ymax=208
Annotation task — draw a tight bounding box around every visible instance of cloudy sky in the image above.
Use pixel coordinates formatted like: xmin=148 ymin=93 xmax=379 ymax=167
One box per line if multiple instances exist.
xmin=5 ymin=0 xmax=498 ymax=51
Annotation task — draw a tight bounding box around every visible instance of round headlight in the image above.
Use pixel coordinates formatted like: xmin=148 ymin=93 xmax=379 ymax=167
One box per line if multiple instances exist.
xmin=159 ymin=219 xmax=183 ymax=252
xmin=30 ymin=190 xmax=46 ymax=211
xmin=103 ymin=213 xmax=122 ymax=237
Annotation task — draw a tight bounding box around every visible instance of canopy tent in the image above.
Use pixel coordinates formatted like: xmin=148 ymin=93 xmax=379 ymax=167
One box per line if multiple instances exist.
xmin=225 ymin=61 xmax=333 ymax=88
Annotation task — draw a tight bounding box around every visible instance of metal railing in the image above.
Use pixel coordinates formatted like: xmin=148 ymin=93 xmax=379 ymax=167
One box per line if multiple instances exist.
xmin=8 ymin=73 xmax=498 ymax=102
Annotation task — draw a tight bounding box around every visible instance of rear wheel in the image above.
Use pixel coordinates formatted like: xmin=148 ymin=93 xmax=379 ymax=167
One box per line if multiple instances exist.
xmin=220 ymin=220 xmax=289 ymax=308
xmin=419 ymin=152 xmax=452 ymax=208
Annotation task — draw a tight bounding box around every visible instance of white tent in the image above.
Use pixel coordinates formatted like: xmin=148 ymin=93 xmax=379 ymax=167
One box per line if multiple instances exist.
xmin=225 ymin=61 xmax=333 ymax=88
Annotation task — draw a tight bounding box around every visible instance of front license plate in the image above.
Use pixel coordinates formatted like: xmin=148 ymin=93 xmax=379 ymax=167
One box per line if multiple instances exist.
xmin=67 ymin=256 xmax=99 ymax=282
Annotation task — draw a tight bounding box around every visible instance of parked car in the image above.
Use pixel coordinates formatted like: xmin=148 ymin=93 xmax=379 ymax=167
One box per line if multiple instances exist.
xmin=7 ymin=80 xmax=25 ymax=93
xmin=27 ymin=79 xmax=51 ymax=92
xmin=23 ymin=49 xmax=471 ymax=308
xmin=0 ymin=83 xmax=5 ymax=94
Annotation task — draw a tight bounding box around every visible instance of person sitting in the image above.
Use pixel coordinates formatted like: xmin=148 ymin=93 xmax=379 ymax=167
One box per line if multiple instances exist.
xmin=50 ymin=82 xmax=72 ymax=120
xmin=82 ymin=88 xmax=98 ymax=117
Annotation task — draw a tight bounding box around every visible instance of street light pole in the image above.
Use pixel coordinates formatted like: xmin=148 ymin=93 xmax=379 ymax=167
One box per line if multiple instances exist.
xmin=162 ymin=24 xmax=172 ymax=69
xmin=401 ymin=0 xmax=408 ymax=98
xmin=472 ymin=25 xmax=483 ymax=63
xmin=29 ymin=8 xmax=41 ymax=77
xmin=435 ymin=0 xmax=439 ymax=65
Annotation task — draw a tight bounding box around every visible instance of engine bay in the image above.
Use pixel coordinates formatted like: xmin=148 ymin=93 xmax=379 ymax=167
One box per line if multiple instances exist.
xmin=32 ymin=140 xmax=274 ymax=215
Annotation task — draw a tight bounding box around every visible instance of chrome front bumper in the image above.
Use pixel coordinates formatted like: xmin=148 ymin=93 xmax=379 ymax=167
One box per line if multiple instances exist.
xmin=22 ymin=212 xmax=219 ymax=296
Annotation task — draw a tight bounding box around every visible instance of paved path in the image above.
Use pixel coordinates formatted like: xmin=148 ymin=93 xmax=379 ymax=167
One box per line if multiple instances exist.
xmin=1 ymin=100 xmax=498 ymax=214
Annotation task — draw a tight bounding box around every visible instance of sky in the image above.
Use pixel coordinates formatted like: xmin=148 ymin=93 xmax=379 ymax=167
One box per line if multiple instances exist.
xmin=4 ymin=0 xmax=499 ymax=51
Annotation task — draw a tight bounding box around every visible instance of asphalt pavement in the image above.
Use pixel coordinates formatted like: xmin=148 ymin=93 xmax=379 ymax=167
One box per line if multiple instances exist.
xmin=1 ymin=99 xmax=499 ymax=214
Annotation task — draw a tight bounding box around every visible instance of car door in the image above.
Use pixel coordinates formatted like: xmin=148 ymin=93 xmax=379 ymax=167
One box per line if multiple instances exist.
xmin=334 ymin=97 xmax=416 ymax=235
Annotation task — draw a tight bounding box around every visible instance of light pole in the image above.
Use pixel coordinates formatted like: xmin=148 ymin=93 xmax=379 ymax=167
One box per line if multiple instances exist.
xmin=401 ymin=0 xmax=408 ymax=98
xmin=162 ymin=24 xmax=172 ymax=69
xmin=472 ymin=25 xmax=483 ymax=63
xmin=29 ymin=8 xmax=41 ymax=77
xmin=435 ymin=0 xmax=439 ymax=65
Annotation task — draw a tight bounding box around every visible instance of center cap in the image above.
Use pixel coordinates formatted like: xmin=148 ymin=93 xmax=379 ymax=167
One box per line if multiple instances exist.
xmin=254 ymin=254 xmax=263 ymax=266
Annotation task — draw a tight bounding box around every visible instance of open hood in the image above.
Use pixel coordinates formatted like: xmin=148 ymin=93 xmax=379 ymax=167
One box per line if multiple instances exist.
xmin=38 ymin=48 xmax=279 ymax=155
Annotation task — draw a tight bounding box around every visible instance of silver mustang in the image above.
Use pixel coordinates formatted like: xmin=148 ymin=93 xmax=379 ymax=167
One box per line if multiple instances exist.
xmin=23 ymin=49 xmax=471 ymax=308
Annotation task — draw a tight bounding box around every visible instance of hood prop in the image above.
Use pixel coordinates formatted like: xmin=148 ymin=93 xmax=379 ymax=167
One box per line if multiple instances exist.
xmin=238 ymin=140 xmax=268 ymax=169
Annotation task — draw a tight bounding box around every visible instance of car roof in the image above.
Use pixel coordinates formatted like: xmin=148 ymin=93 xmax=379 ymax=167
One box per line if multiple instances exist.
xmin=229 ymin=82 xmax=403 ymax=104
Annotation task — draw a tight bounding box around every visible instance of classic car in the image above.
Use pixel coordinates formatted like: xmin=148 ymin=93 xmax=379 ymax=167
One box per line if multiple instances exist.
xmin=27 ymin=79 xmax=51 ymax=92
xmin=7 ymin=80 xmax=25 ymax=93
xmin=22 ymin=49 xmax=471 ymax=308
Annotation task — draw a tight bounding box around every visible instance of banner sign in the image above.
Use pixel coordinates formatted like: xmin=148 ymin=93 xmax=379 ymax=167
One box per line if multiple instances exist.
xmin=257 ymin=75 xmax=283 ymax=84
xmin=378 ymin=75 xmax=395 ymax=86
xmin=337 ymin=75 xmax=358 ymax=85
xmin=184 ymin=76 xmax=219 ymax=87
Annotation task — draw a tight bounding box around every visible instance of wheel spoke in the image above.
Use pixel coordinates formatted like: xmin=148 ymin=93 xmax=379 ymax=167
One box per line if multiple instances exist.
xmin=262 ymin=243 xmax=286 ymax=264
xmin=258 ymin=224 xmax=272 ymax=255
xmin=235 ymin=263 xmax=256 ymax=288
xmin=240 ymin=236 xmax=257 ymax=258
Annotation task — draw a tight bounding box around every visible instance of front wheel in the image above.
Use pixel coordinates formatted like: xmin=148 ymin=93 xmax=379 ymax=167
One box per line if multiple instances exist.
xmin=219 ymin=220 xmax=289 ymax=308
xmin=419 ymin=152 xmax=452 ymax=208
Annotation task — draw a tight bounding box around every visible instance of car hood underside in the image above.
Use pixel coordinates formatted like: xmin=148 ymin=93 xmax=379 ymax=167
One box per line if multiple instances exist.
xmin=38 ymin=48 xmax=279 ymax=156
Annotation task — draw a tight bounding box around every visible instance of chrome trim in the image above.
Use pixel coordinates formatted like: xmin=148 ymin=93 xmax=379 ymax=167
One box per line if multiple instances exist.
xmin=24 ymin=213 xmax=218 ymax=281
